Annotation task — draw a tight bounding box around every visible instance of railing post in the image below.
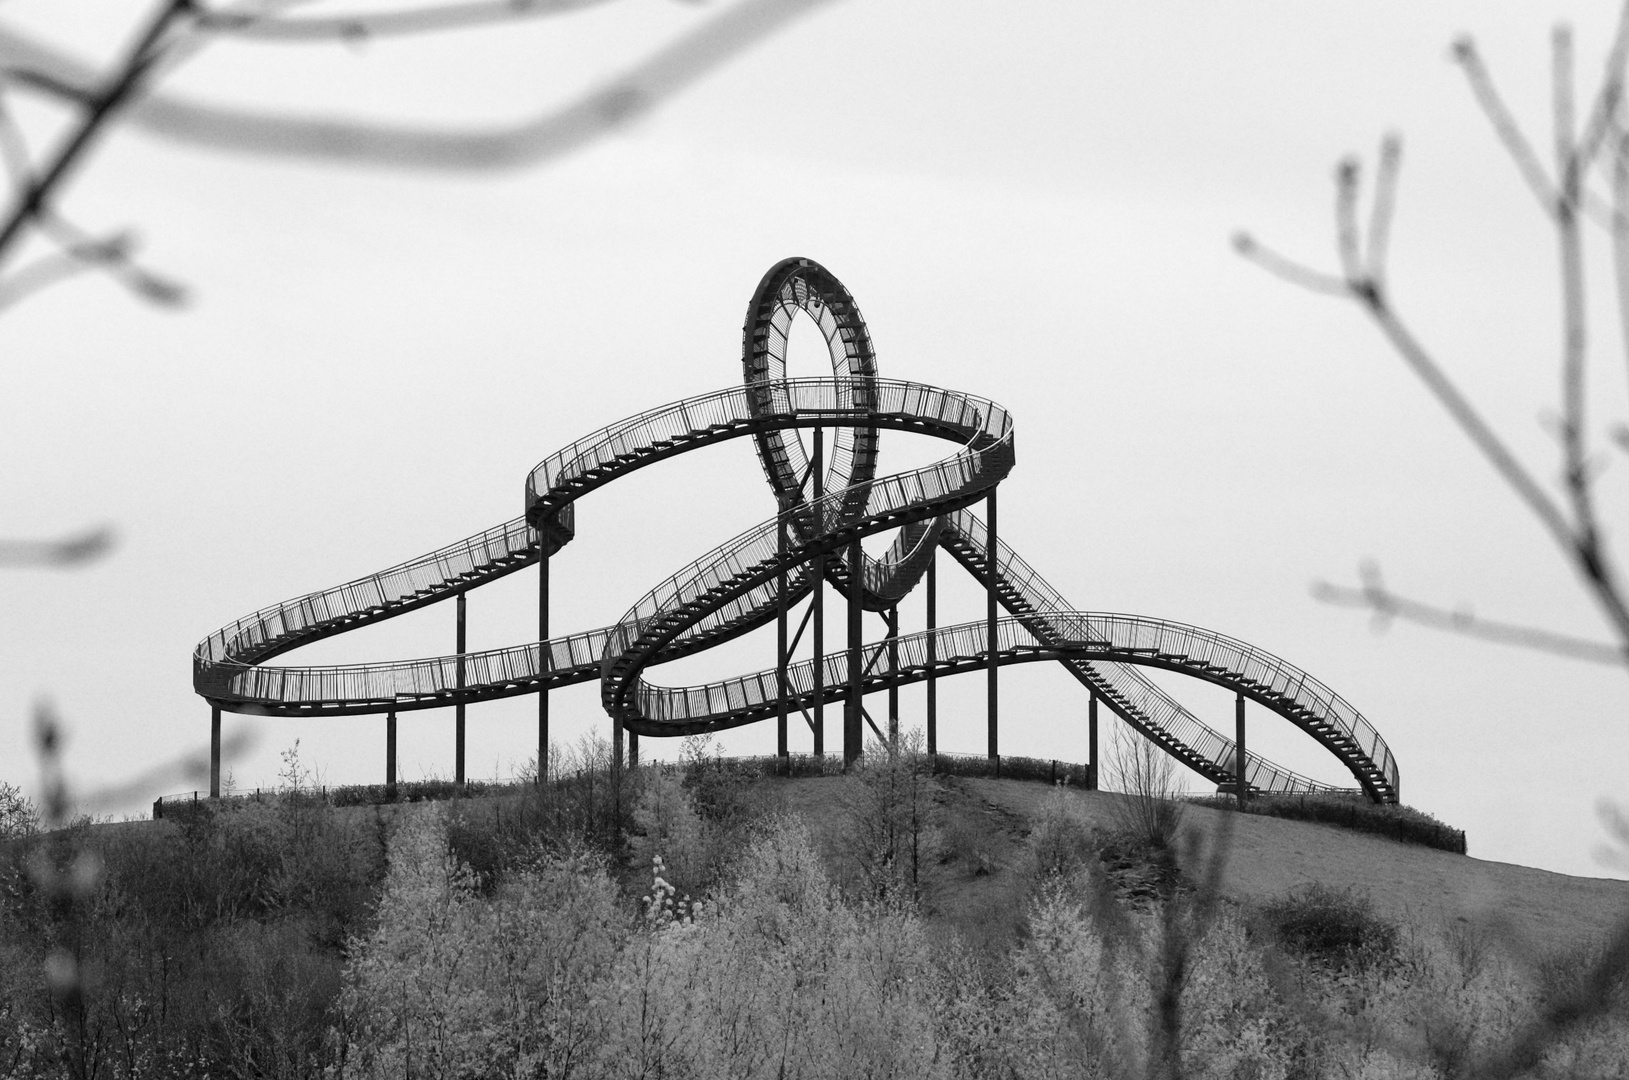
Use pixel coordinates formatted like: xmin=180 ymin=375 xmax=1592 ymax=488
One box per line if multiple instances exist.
xmin=986 ymin=490 xmax=999 ymax=763
xmin=812 ymin=426 xmax=825 ymax=758
xmin=538 ymin=536 xmax=550 ymax=784
xmin=1087 ymin=692 xmax=1099 ymax=791
xmin=845 ymin=534 xmax=863 ymax=766
xmin=776 ymin=493 xmax=789 ymax=762
xmin=886 ymin=604 xmax=899 ymax=749
xmin=455 ymin=588 xmax=466 ymax=787
xmin=209 ymin=705 xmax=221 ymax=798
xmin=386 ymin=708 xmax=397 ymax=799
xmin=925 ymin=547 xmax=937 ymax=757
xmin=1235 ymin=691 xmax=1248 ymax=809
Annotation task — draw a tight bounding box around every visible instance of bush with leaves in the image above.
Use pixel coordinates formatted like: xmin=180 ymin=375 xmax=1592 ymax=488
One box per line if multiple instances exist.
xmin=595 ymin=815 xmax=947 ymax=1079
xmin=1260 ymin=882 xmax=1400 ymax=973
xmin=335 ymin=803 xmax=621 ymax=1079
xmin=837 ymin=731 xmax=940 ymax=903
xmin=0 ymin=781 xmax=40 ymax=840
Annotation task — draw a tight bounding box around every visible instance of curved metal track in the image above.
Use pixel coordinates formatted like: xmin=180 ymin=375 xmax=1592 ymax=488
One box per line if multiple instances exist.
xmin=194 ymin=258 xmax=1399 ymax=803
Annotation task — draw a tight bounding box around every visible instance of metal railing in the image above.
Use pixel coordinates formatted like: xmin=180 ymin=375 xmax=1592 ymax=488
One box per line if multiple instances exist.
xmin=192 ymin=258 xmax=1396 ymax=805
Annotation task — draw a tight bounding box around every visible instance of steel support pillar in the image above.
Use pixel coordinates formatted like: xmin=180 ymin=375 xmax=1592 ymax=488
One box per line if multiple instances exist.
xmin=628 ymin=730 xmax=639 ymax=769
xmin=776 ymin=494 xmax=789 ymax=764
xmin=538 ymin=545 xmax=549 ymax=784
xmin=845 ymin=535 xmax=863 ymax=766
xmin=386 ymin=709 xmax=397 ymax=797
xmin=812 ymin=427 xmax=825 ymax=758
xmin=1235 ymin=692 xmax=1248 ymax=808
xmin=886 ymin=605 xmax=899 ymax=748
xmin=986 ymin=490 xmax=999 ymax=765
xmin=926 ymin=549 xmax=937 ymax=756
xmin=209 ymin=705 xmax=220 ymax=798
xmin=1088 ymin=692 xmax=1099 ymax=790
xmin=455 ymin=589 xmax=467 ymax=786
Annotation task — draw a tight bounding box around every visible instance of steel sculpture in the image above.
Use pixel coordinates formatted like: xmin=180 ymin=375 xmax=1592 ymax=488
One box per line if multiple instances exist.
xmin=194 ymin=258 xmax=1401 ymax=804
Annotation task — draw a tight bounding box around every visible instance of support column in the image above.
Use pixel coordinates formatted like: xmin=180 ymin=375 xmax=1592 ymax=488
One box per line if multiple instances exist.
xmin=986 ymin=490 xmax=999 ymax=765
xmin=209 ymin=705 xmax=221 ymax=798
xmin=538 ymin=539 xmax=550 ymax=784
xmin=845 ymin=535 xmax=863 ymax=766
xmin=1235 ymin=692 xmax=1248 ymax=808
xmin=925 ymin=549 xmax=937 ymax=756
xmin=386 ymin=709 xmax=398 ymax=798
xmin=776 ymin=494 xmax=789 ymax=764
xmin=628 ymin=730 xmax=639 ymax=770
xmin=1088 ymin=692 xmax=1099 ymax=790
xmin=812 ymin=427 xmax=825 ymax=758
xmin=455 ymin=589 xmax=467 ymax=786
xmin=886 ymin=605 xmax=899 ymax=748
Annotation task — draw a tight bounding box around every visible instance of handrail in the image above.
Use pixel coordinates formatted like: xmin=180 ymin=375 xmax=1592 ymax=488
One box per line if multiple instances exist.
xmin=193 ymin=257 xmax=1398 ymax=804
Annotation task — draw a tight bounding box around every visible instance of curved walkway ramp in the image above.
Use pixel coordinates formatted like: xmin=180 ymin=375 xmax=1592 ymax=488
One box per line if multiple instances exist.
xmin=194 ymin=258 xmax=1399 ymax=804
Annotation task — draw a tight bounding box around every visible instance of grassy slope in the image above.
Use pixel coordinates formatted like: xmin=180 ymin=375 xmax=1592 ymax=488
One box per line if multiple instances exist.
xmin=782 ymin=774 xmax=1629 ymax=953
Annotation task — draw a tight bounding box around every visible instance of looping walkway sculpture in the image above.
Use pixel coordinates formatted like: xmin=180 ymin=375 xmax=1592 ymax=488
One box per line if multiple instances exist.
xmin=194 ymin=258 xmax=1400 ymax=804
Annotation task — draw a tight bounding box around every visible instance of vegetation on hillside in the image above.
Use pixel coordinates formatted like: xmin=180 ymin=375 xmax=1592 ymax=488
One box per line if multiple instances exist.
xmin=1190 ymin=793 xmax=1469 ymax=854
xmin=1 ymin=744 xmax=1623 ymax=1079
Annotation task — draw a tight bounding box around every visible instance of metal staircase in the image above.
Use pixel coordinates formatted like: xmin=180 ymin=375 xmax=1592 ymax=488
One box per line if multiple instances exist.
xmin=193 ymin=257 xmax=1400 ymax=803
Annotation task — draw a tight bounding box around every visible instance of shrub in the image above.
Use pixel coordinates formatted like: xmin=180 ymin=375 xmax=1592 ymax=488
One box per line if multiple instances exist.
xmin=1104 ymin=723 xmax=1186 ymax=850
xmin=1028 ymin=785 xmax=1100 ymax=879
xmin=835 ymin=732 xmax=940 ymax=902
xmin=1191 ymin=793 xmax=1468 ymax=854
xmin=1260 ymin=883 xmax=1400 ymax=971
xmin=335 ymin=804 xmax=621 ymax=1079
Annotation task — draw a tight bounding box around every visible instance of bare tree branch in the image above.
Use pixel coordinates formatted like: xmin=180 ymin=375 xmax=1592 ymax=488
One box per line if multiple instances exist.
xmin=1364 ymin=134 xmax=1403 ymax=286
xmin=1452 ymin=36 xmax=1562 ymax=216
xmin=1615 ymin=131 xmax=1629 ymax=397
xmin=0 ymin=86 xmax=31 ymax=187
xmin=1313 ymin=563 xmax=1627 ymax=665
xmin=1335 ymin=157 xmax=1365 ymax=282
xmin=0 ymin=225 xmax=184 ymax=310
xmin=194 ymin=0 xmax=622 ymax=43
xmin=0 ymin=0 xmax=198 ymax=270
xmin=0 ymin=0 xmax=841 ymax=172
xmin=0 ymin=526 xmax=115 ymax=568
xmin=1231 ymin=233 xmax=1351 ymax=296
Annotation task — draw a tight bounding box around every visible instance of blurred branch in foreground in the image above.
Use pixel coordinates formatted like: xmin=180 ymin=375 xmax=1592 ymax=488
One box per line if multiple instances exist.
xmin=1240 ymin=5 xmax=1629 ymax=1071
xmin=1314 ymin=560 xmax=1628 ymax=666
xmin=0 ymin=526 xmax=115 ymax=568
xmin=0 ymin=0 xmax=839 ymax=174
xmin=1237 ymin=4 xmax=1629 ymax=660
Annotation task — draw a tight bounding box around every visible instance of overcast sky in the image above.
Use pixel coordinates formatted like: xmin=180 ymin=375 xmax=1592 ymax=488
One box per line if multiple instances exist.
xmin=3 ymin=0 xmax=1628 ymax=880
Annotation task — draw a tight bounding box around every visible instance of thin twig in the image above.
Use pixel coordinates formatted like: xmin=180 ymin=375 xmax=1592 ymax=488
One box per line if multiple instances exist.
xmin=1453 ymin=36 xmax=1561 ymax=216
xmin=1312 ymin=568 xmax=1626 ymax=665
xmin=38 ymin=215 xmax=187 ymax=305
xmin=1364 ymin=135 xmax=1403 ymax=287
xmin=0 ymin=248 xmax=112 ymax=309
xmin=1231 ymin=234 xmax=1351 ymax=296
xmin=1571 ymin=2 xmax=1629 ymax=179
xmin=0 ymin=228 xmax=183 ymax=309
xmin=1335 ymin=158 xmax=1364 ymax=282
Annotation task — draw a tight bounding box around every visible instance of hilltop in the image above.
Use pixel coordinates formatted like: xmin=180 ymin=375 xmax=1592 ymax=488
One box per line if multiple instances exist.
xmin=5 ymin=757 xmax=1629 ymax=1077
